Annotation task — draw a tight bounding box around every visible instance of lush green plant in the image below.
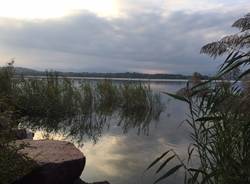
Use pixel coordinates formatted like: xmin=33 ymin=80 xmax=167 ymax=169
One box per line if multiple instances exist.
xmin=0 ymin=65 xmax=163 ymax=144
xmin=0 ymin=137 xmax=36 ymax=184
xmin=95 ymin=80 xmax=120 ymax=115
xmin=15 ymin=74 xmax=80 ymax=130
xmin=0 ymin=64 xmax=37 ymax=184
xmin=146 ymin=13 xmax=250 ymax=184
xmin=0 ymin=62 xmax=164 ymax=182
xmin=118 ymin=82 xmax=163 ymax=135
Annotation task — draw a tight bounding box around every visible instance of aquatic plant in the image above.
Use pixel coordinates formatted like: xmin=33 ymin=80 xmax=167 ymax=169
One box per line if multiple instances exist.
xmin=146 ymin=13 xmax=250 ymax=184
xmin=0 ymin=65 xmax=164 ymax=143
xmin=0 ymin=62 xmax=164 ymax=182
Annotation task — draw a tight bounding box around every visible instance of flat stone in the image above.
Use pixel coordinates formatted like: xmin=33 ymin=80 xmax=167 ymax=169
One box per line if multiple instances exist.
xmin=13 ymin=140 xmax=86 ymax=184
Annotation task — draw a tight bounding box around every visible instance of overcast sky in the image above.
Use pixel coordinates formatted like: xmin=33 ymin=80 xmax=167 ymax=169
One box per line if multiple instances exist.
xmin=0 ymin=0 xmax=248 ymax=74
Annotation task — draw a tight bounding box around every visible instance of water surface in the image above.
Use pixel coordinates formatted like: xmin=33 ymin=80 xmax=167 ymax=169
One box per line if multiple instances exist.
xmin=34 ymin=80 xmax=190 ymax=184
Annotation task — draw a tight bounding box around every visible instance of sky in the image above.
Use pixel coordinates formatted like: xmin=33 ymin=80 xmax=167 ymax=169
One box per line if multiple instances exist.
xmin=0 ymin=0 xmax=248 ymax=74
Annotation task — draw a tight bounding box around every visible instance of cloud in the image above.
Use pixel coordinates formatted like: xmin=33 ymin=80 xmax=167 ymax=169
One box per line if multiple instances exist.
xmin=75 ymin=96 xmax=191 ymax=184
xmin=0 ymin=1 xmax=248 ymax=74
xmin=33 ymin=91 xmax=191 ymax=184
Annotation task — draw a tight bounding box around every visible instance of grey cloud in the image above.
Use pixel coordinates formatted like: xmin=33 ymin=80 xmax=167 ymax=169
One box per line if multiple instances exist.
xmin=0 ymin=9 xmax=245 ymax=74
xmin=80 ymin=94 xmax=190 ymax=184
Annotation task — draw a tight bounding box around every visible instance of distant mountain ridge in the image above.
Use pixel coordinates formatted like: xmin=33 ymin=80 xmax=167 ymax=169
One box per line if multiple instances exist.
xmin=14 ymin=67 xmax=43 ymax=75
xmin=13 ymin=67 xmax=209 ymax=80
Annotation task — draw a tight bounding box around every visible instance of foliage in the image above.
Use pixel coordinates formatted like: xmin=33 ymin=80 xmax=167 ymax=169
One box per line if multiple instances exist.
xmin=147 ymin=13 xmax=250 ymax=184
xmin=0 ymin=62 xmax=164 ymax=182
xmin=118 ymin=82 xmax=163 ymax=135
xmin=0 ymin=141 xmax=37 ymax=184
xmin=200 ymin=13 xmax=250 ymax=80
xmin=0 ymin=63 xmax=164 ymax=144
xmin=0 ymin=64 xmax=36 ymax=184
xmin=15 ymin=76 xmax=163 ymax=142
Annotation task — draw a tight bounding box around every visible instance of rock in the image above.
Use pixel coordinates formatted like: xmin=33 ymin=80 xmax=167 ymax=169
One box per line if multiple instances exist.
xmin=12 ymin=129 xmax=34 ymax=140
xmin=74 ymin=179 xmax=110 ymax=184
xmin=26 ymin=130 xmax=34 ymax=139
xmin=13 ymin=140 xmax=86 ymax=184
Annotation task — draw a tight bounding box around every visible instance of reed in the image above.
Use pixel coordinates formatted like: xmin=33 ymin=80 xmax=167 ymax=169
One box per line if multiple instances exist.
xmin=146 ymin=13 xmax=250 ymax=184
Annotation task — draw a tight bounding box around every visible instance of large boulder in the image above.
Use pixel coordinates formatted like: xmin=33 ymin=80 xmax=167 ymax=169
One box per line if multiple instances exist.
xmin=13 ymin=140 xmax=86 ymax=184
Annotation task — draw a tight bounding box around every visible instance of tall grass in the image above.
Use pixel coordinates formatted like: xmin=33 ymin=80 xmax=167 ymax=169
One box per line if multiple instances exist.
xmin=0 ymin=66 xmax=163 ymax=142
xmin=0 ymin=63 xmax=164 ymax=182
xmin=146 ymin=13 xmax=250 ymax=184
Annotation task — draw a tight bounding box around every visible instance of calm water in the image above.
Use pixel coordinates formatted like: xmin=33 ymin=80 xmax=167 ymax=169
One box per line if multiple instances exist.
xmin=34 ymin=80 xmax=191 ymax=184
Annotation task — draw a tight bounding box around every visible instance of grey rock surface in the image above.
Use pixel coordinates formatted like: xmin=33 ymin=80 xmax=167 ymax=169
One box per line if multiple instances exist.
xmin=13 ymin=128 xmax=34 ymax=140
xmin=13 ymin=140 xmax=86 ymax=184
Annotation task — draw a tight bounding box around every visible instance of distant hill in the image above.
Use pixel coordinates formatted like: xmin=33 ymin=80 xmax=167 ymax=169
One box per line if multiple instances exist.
xmin=14 ymin=67 xmax=43 ymax=76
xmin=13 ymin=67 xmax=209 ymax=80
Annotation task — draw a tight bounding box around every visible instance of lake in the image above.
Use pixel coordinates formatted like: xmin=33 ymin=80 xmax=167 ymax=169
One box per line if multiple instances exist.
xmin=34 ymin=80 xmax=191 ymax=184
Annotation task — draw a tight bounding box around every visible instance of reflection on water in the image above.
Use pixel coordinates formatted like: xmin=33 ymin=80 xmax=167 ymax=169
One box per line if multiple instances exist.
xmin=22 ymin=79 xmax=164 ymax=144
xmin=34 ymin=81 xmax=190 ymax=184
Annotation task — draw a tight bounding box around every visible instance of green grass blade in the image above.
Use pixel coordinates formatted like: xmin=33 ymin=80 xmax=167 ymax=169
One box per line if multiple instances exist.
xmin=156 ymin=155 xmax=175 ymax=174
xmin=145 ymin=150 xmax=170 ymax=171
xmin=162 ymin=92 xmax=189 ymax=103
xmin=154 ymin=164 xmax=183 ymax=184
